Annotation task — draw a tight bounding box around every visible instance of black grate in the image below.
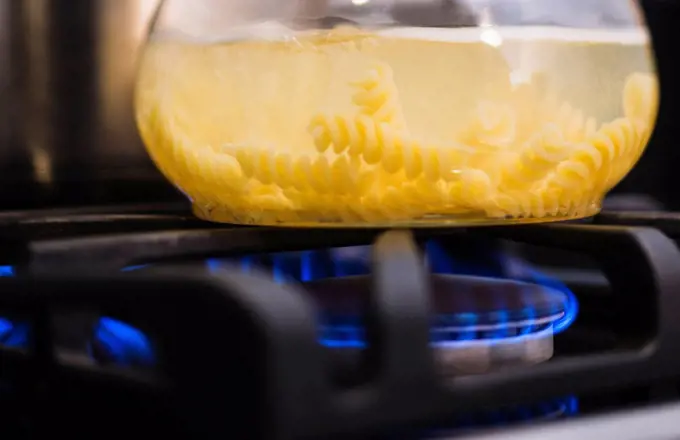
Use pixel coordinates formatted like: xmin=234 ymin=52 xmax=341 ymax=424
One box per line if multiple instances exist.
xmin=1 ymin=209 xmax=680 ymax=438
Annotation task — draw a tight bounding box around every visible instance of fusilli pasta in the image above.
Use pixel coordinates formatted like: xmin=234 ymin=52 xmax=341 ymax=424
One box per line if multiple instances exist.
xmin=350 ymin=63 xmax=406 ymax=127
xmin=308 ymin=113 xmax=383 ymax=163
xmin=542 ymin=117 xmax=642 ymax=195
xmin=227 ymin=143 xmax=388 ymax=197
xmin=146 ymin=105 xmax=247 ymax=207
xmin=500 ymin=123 xmax=571 ymax=190
xmin=491 ymin=192 xmax=544 ymax=218
xmin=457 ymin=101 xmax=517 ymax=148
xmin=448 ymin=169 xmax=496 ymax=209
xmin=308 ymin=112 xmax=474 ymax=179
xmin=178 ymin=60 xmax=655 ymax=225
xmin=601 ymin=119 xmax=647 ymax=191
xmin=552 ymin=103 xmax=596 ymax=143
xmin=623 ymin=72 xmax=658 ymax=126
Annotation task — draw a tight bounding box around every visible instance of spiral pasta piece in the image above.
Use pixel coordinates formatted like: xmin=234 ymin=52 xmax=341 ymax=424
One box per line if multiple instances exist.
xmin=448 ymin=169 xmax=496 ymax=209
xmin=308 ymin=113 xmax=383 ymax=162
xmin=623 ymin=72 xmax=659 ymax=127
xmin=547 ymin=144 xmax=603 ymax=194
xmin=144 ymin=105 xmax=247 ymax=204
xmin=308 ymin=113 xmax=473 ymax=179
xmin=229 ymin=145 xmax=374 ymax=195
xmin=380 ymin=186 xmax=429 ymax=219
xmin=380 ymin=137 xmax=476 ymax=180
xmin=458 ymin=101 xmax=517 ymax=148
xmin=552 ymin=102 xmax=598 ymax=143
xmin=601 ymin=119 xmax=647 ymax=191
xmin=417 ymin=144 xmax=476 ymax=182
xmin=142 ymin=104 xmax=316 ymax=226
xmin=543 ymin=117 xmax=642 ymax=196
xmin=401 ymin=177 xmax=449 ymax=207
xmin=593 ymin=72 xmax=657 ymax=192
xmin=491 ymin=189 xmax=560 ymax=219
xmin=500 ymin=123 xmax=571 ymax=190
xmin=350 ymin=63 xmax=406 ymax=127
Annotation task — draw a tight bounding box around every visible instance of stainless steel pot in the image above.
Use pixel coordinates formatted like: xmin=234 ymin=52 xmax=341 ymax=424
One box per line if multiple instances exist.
xmin=1 ymin=0 xmax=180 ymax=208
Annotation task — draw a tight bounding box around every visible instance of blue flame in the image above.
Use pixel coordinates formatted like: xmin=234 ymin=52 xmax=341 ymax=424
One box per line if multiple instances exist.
xmin=446 ymin=395 xmax=578 ymax=432
xmin=121 ymin=264 xmax=149 ymax=272
xmin=425 ymin=241 xmax=506 ymax=278
xmin=0 ymin=318 xmax=29 ymax=349
xmin=90 ymin=317 xmax=155 ymax=367
xmin=425 ymin=241 xmax=578 ymax=336
xmin=109 ymin=241 xmax=578 ymax=364
xmin=205 ymin=247 xmax=373 ymax=283
xmin=522 ymin=267 xmax=579 ymax=334
xmin=202 ymin=242 xmax=578 ymax=349
xmin=320 ymin=320 xmax=556 ymax=349
xmin=0 ymin=245 xmax=579 ymax=428
xmin=0 ymin=267 xmax=30 ymax=349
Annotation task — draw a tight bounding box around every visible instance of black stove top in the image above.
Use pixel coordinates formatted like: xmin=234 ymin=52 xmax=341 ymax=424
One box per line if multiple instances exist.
xmin=2 ymin=206 xmax=680 ymax=439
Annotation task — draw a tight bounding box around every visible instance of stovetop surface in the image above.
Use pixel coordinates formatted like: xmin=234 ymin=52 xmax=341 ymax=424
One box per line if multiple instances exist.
xmin=2 ymin=203 xmax=680 ymax=439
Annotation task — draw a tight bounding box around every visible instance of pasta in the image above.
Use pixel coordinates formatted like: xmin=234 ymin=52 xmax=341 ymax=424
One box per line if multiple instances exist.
xmin=448 ymin=169 xmax=496 ymax=209
xmin=308 ymin=63 xmax=407 ymax=160
xmin=601 ymin=119 xmax=647 ymax=191
xmin=350 ymin=63 xmax=406 ymax=128
xmin=457 ymin=101 xmax=517 ymax=148
xmin=491 ymin=189 xmax=561 ymax=219
xmin=139 ymin=35 xmax=657 ymax=226
xmin=145 ymin=105 xmax=247 ymax=205
xmin=533 ymin=116 xmax=642 ymax=212
xmin=228 ymin=145 xmax=380 ymax=195
xmin=552 ymin=102 xmax=598 ymax=143
xmin=308 ymin=112 xmax=474 ymax=179
xmin=401 ymin=177 xmax=449 ymax=206
xmin=223 ymin=67 xmax=652 ymax=224
xmin=623 ymin=72 xmax=659 ymax=126
xmin=550 ymin=144 xmax=603 ymax=193
xmin=308 ymin=113 xmax=384 ymax=163
xmin=500 ymin=123 xmax=572 ymax=190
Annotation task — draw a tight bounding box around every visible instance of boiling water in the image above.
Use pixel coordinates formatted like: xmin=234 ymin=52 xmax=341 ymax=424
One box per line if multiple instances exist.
xmin=135 ymin=26 xmax=657 ymax=226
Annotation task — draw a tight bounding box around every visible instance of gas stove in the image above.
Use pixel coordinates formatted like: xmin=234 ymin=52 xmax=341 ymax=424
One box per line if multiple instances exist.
xmin=1 ymin=205 xmax=680 ymax=439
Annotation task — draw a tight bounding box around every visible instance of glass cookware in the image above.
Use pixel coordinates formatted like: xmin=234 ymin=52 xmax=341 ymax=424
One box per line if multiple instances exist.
xmin=135 ymin=0 xmax=658 ymax=226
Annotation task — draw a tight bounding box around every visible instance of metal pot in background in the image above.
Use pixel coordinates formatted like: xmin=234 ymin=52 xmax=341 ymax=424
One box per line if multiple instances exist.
xmin=0 ymin=0 xmax=9 ymax=165
xmin=2 ymin=0 xmax=182 ymax=210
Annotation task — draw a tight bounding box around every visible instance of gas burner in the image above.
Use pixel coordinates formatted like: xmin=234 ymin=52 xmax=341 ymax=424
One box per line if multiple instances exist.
xmin=112 ymin=242 xmax=578 ymax=375
xmin=0 ymin=218 xmax=679 ymax=439
xmin=306 ymin=274 xmax=577 ymax=374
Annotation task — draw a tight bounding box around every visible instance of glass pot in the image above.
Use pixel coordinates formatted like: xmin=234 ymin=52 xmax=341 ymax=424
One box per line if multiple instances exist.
xmin=135 ymin=0 xmax=659 ymax=227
